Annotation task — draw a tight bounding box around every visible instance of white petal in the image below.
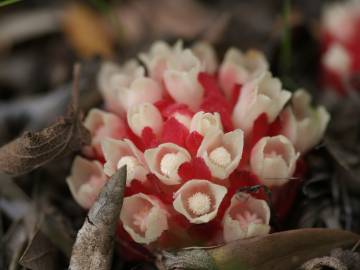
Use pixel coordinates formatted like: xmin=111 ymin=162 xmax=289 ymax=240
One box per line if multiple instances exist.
xmin=139 ymin=41 xmax=174 ymax=82
xmin=323 ymin=44 xmax=351 ymax=75
xmin=281 ymin=89 xmax=330 ymax=153
xmin=192 ymin=41 xmax=218 ymax=74
xmin=97 ymin=60 xmax=144 ymax=114
xmin=66 ymin=156 xmax=107 ymax=209
xmin=219 ymin=48 xmax=268 ymax=99
xmin=120 ymin=77 xmax=162 ymax=112
xmin=164 ymin=70 xmax=203 ymax=111
xmin=83 ymin=109 xmax=126 ymax=156
xmin=173 ymin=179 xmax=227 ymax=224
xmin=197 ymin=129 xmax=243 ymax=179
xmin=101 ymin=138 xmax=148 ymax=186
xmin=120 ymin=193 xmax=168 ymax=244
xmin=127 ymin=102 xmax=163 ymax=136
xmin=144 ymin=143 xmax=191 ymax=185
xmin=190 ymin=111 xmax=223 ymax=136
xmin=223 ymin=193 xmax=270 ymax=242
xmin=250 ymin=135 xmax=298 ymax=187
xmin=232 ymin=72 xmax=291 ymax=134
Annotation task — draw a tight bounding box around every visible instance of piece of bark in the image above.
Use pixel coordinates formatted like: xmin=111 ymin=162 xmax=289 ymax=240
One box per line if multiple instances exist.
xmin=0 ymin=64 xmax=91 ymax=177
xmin=69 ymin=166 xmax=127 ymax=270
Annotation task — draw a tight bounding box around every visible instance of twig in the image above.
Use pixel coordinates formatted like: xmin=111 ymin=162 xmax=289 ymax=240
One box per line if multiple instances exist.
xmin=69 ymin=166 xmax=127 ymax=270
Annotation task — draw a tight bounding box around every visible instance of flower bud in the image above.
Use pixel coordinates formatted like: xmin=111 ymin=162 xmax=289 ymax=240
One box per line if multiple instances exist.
xmin=192 ymin=41 xmax=218 ymax=74
xmin=250 ymin=135 xmax=299 ymax=187
xmin=139 ymin=41 xmax=182 ymax=82
xmin=164 ymin=49 xmax=204 ymax=110
xmin=197 ymin=129 xmax=243 ymax=179
xmin=190 ymin=111 xmax=223 ymax=136
xmin=280 ymin=89 xmax=330 ymax=153
xmin=144 ymin=143 xmax=191 ymax=185
xmin=102 ymin=138 xmax=148 ymax=186
xmin=173 ymin=179 xmax=227 ymax=224
xmin=120 ymin=193 xmax=168 ymax=244
xmin=98 ymin=60 xmax=144 ymax=114
xmin=119 ymin=77 xmax=162 ymax=113
xmin=223 ymin=192 xmax=270 ymax=242
xmin=219 ymin=48 xmax=268 ymax=99
xmin=127 ymin=102 xmax=163 ymax=137
xmin=232 ymin=72 xmax=291 ymax=134
xmin=66 ymin=156 xmax=107 ymax=209
xmin=84 ymin=109 xmax=126 ymax=157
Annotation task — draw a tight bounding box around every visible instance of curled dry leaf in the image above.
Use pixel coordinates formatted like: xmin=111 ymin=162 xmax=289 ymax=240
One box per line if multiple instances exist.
xmin=0 ymin=64 xmax=91 ymax=177
xmin=157 ymin=228 xmax=359 ymax=270
xmin=69 ymin=166 xmax=127 ymax=270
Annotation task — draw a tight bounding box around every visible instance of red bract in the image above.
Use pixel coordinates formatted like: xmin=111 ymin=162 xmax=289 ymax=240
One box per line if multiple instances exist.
xmin=67 ymin=40 xmax=330 ymax=254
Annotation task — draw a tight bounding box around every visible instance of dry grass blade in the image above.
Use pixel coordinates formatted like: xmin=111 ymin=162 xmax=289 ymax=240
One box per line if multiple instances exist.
xmin=69 ymin=166 xmax=127 ymax=270
xmin=0 ymin=64 xmax=91 ymax=177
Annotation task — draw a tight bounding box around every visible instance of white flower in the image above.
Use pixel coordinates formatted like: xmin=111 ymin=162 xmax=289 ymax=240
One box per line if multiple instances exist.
xmin=197 ymin=129 xmax=243 ymax=179
xmin=127 ymin=102 xmax=163 ymax=137
xmin=173 ymin=179 xmax=227 ymax=224
xmin=250 ymin=135 xmax=299 ymax=187
xmin=322 ymin=1 xmax=360 ymax=42
xmin=101 ymin=138 xmax=148 ymax=186
xmin=322 ymin=44 xmax=351 ymax=76
xmin=97 ymin=60 xmax=144 ymax=114
xmin=219 ymin=48 xmax=269 ymax=99
xmin=118 ymin=76 xmax=162 ymax=113
xmin=190 ymin=111 xmax=223 ymax=136
xmin=232 ymin=72 xmax=291 ymax=135
xmin=192 ymin=41 xmax=218 ymax=74
xmin=144 ymin=143 xmax=191 ymax=185
xmin=223 ymin=192 xmax=270 ymax=242
xmin=139 ymin=41 xmax=182 ymax=83
xmin=280 ymin=89 xmax=330 ymax=153
xmin=66 ymin=156 xmax=107 ymax=209
xmin=120 ymin=193 xmax=168 ymax=244
xmin=83 ymin=109 xmax=126 ymax=157
xmin=164 ymin=48 xmax=204 ymax=110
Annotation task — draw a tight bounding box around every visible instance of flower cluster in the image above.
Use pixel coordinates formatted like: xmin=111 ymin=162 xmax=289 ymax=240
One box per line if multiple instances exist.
xmin=67 ymin=41 xmax=330 ymax=248
xmin=321 ymin=0 xmax=360 ymax=95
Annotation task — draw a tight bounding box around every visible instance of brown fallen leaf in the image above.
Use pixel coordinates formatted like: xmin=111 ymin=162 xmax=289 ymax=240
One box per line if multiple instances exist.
xmin=0 ymin=64 xmax=91 ymax=177
xmin=19 ymin=229 xmax=57 ymax=270
xmin=62 ymin=4 xmax=114 ymax=59
xmin=157 ymin=228 xmax=359 ymax=270
xmin=69 ymin=166 xmax=127 ymax=270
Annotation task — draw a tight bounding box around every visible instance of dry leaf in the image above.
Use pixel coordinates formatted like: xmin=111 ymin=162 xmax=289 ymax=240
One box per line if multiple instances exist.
xmin=19 ymin=229 xmax=57 ymax=270
xmin=157 ymin=228 xmax=359 ymax=270
xmin=63 ymin=4 xmax=114 ymax=59
xmin=0 ymin=64 xmax=91 ymax=176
